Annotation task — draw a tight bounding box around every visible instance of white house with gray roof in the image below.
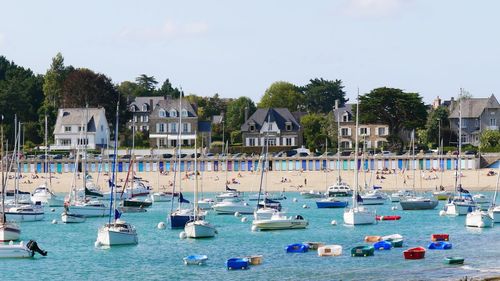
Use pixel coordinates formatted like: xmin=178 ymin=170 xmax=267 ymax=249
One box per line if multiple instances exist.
xmin=448 ymin=94 xmax=500 ymax=146
xmin=52 ymin=107 xmax=110 ymax=150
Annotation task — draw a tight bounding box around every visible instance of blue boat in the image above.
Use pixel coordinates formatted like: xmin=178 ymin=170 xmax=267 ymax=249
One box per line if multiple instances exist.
xmin=183 ymin=255 xmax=208 ymax=265
xmin=226 ymin=258 xmax=249 ymax=270
xmin=315 ymin=198 xmax=349 ymax=208
xmin=428 ymin=241 xmax=452 ymax=250
xmin=285 ymin=243 xmax=309 ymax=253
xmin=373 ymin=241 xmax=392 ymax=250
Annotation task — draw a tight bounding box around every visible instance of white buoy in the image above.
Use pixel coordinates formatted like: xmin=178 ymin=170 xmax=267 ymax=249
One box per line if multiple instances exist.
xmin=302 ymin=204 xmax=309 ymax=209
xmin=51 ymin=219 xmax=57 ymax=224
xmin=241 ymin=217 xmax=248 ymax=223
xmin=51 ymin=208 xmax=55 ymax=212
xmin=439 ymin=210 xmax=446 ymax=216
xmin=331 ymin=220 xmax=337 ymax=225
xmin=251 ymin=225 xmax=258 ymax=232
xmin=234 ymin=212 xmax=241 ymax=217
xmin=293 ymin=198 xmax=298 ymax=202
xmin=391 ymin=206 xmax=397 ymax=210
xmin=157 ymin=222 xmax=166 ymax=229
xmin=94 ymin=241 xmax=101 ymax=248
xmin=179 ymin=231 xmax=187 ymax=239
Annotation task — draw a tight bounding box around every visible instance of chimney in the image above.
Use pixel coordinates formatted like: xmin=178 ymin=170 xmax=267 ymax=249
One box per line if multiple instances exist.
xmin=149 ymin=99 xmax=153 ymax=111
xmin=244 ymin=106 xmax=249 ymax=122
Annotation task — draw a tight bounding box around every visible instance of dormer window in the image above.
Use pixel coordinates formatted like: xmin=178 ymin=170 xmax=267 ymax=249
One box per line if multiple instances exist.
xmin=142 ymin=104 xmax=148 ymax=111
xmin=249 ymin=123 xmax=255 ymax=132
xmin=130 ymin=105 xmax=136 ymax=112
xmin=170 ymin=109 xmax=177 ymax=117
xmin=159 ymin=109 xmax=166 ymax=118
xmin=181 ymin=109 xmax=188 ymax=117
xmin=285 ymin=122 xmax=292 ymax=131
xmin=342 ymin=113 xmax=349 ymax=122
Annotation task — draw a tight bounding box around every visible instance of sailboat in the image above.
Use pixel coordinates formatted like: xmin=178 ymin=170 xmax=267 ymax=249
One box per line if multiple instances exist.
xmin=63 ymin=110 xmax=106 ymax=218
xmin=360 ymin=142 xmax=388 ymax=205
xmin=5 ymin=117 xmax=44 ymax=222
xmin=444 ymin=91 xmax=477 ymax=216
xmin=215 ymin=141 xmax=242 ymax=202
xmin=96 ymin=101 xmax=138 ymax=246
xmin=488 ymin=163 xmax=500 ymax=223
xmin=343 ymin=92 xmax=376 ymax=225
xmin=399 ymin=130 xmax=438 ymax=210
xmin=184 ymin=132 xmax=217 ymax=238
xmin=0 ymin=122 xmax=21 ymax=242
xmin=150 ymin=149 xmax=173 ymax=203
xmin=316 ymin=137 xmax=348 ymax=208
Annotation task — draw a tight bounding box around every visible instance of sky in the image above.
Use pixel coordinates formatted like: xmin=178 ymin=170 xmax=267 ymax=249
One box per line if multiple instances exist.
xmin=1 ymin=0 xmax=499 ymax=104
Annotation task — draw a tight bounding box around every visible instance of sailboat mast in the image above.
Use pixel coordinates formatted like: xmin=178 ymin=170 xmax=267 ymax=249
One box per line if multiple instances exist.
xmin=193 ymin=131 xmax=198 ymax=217
xmin=412 ymin=130 xmax=416 ymax=193
xmin=15 ymin=120 xmax=21 ymax=206
xmin=44 ymin=115 xmax=49 ymax=187
xmin=458 ymin=89 xmax=463 ymax=189
xmin=109 ymin=101 xmax=120 ymax=224
xmin=353 ymin=91 xmax=360 ymax=208
xmin=1 ymin=119 xmax=5 ymax=222
xmin=336 ymin=100 xmax=341 ymax=183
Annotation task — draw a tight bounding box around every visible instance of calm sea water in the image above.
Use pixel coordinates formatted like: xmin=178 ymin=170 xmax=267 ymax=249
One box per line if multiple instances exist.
xmin=3 ymin=192 xmax=500 ymax=281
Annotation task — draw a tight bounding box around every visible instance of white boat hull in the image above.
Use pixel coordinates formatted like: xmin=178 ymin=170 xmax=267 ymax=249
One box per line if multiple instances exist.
xmin=68 ymin=205 xmax=107 ymax=217
xmin=489 ymin=206 xmax=500 ymax=223
xmin=5 ymin=211 xmax=44 ymax=222
xmin=96 ymin=224 xmax=138 ymax=246
xmin=213 ymin=202 xmax=254 ymax=214
xmin=466 ymin=210 xmax=493 ymax=228
xmin=185 ymin=220 xmax=217 ymax=238
xmin=0 ymin=223 xmax=21 ymax=242
xmin=197 ymin=200 xmax=215 ymax=210
xmin=252 ymin=218 xmax=308 ymax=230
xmin=0 ymin=244 xmax=33 ymax=258
xmin=61 ymin=212 xmax=86 ymax=223
xmin=150 ymin=193 xmax=172 ymax=202
xmin=343 ymin=207 xmax=376 ymax=225
xmin=445 ymin=202 xmax=475 ymax=216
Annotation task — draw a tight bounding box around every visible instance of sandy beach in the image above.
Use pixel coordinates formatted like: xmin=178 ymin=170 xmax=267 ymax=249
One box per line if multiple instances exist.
xmin=15 ymin=168 xmax=499 ymax=194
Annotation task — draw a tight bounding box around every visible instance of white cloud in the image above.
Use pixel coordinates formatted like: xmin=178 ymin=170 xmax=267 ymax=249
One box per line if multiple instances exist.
xmin=343 ymin=0 xmax=409 ymax=18
xmin=118 ymin=20 xmax=208 ymax=40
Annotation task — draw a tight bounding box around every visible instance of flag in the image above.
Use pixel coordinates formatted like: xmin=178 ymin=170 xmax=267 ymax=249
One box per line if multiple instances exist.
xmin=179 ymin=192 xmax=190 ymax=204
xmin=108 ymin=179 xmax=115 ymax=188
xmin=225 ymin=185 xmax=237 ymax=192
xmin=357 ymin=194 xmax=364 ymax=203
xmin=114 ymin=209 xmax=122 ymax=220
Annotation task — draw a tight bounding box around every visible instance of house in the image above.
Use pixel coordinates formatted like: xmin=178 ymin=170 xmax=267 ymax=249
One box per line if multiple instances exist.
xmin=241 ymin=108 xmax=303 ymax=147
xmin=52 ymin=108 xmax=110 ymax=150
xmin=128 ymin=96 xmax=165 ymax=131
xmin=448 ymin=94 xmax=500 ymax=146
xmin=148 ymin=98 xmax=198 ymax=148
xmin=333 ymin=104 xmax=389 ymax=149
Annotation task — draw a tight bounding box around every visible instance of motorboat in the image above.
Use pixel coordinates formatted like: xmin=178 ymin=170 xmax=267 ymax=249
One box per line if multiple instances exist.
xmin=213 ymin=199 xmax=254 ymax=215
xmin=431 ymin=233 xmax=449 ymax=241
xmin=67 ymin=200 xmax=107 ymax=217
xmin=360 ymin=190 xmax=387 ymax=205
xmin=252 ymin=212 xmax=308 ymax=230
xmin=444 ymin=257 xmax=465 ymax=264
xmin=400 ymin=196 xmax=438 ymax=210
xmin=0 ymin=240 xmax=47 ymax=258
xmin=444 ymin=196 xmax=476 ymax=216
xmin=254 ymin=207 xmax=278 ymax=220
xmin=61 ymin=209 xmax=86 ymax=223
xmin=170 ymin=208 xmax=206 ymax=229
xmin=433 ymin=191 xmax=453 ymax=201
xmin=30 ymin=185 xmax=56 ymax=204
xmin=226 ymin=258 xmax=249 ymax=270
xmin=150 ymin=192 xmax=173 ymax=202
xmin=300 ymin=190 xmax=325 ymax=199
xmin=248 ymin=192 xmax=286 ymax=201
xmin=121 ymin=198 xmax=152 ymax=208
xmin=465 ymin=209 xmax=493 ymax=228
xmin=96 ymin=219 xmax=138 ymax=246
xmin=185 ymin=220 xmax=217 ymax=238
xmin=316 ymin=197 xmax=348 ymax=208
xmin=257 ymin=198 xmax=282 ymax=211
xmin=343 ymin=206 xmax=376 ymax=225
xmin=103 ymin=178 xmax=152 ymax=199
xmin=183 ymin=255 xmax=208 ymax=265
xmin=376 ymin=215 xmax=401 ymax=221
xmin=215 ymin=191 xmax=241 ymax=202
xmin=326 ymin=182 xmax=352 ymax=197
xmin=5 ymin=203 xmax=44 ymax=222
xmin=390 ymin=190 xmax=414 ymax=202
xmin=197 ymin=198 xmax=215 ymax=210
xmin=374 ymin=241 xmax=392 ymax=251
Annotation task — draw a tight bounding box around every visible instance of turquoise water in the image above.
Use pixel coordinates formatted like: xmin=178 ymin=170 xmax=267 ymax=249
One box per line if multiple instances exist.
xmin=3 ymin=192 xmax=500 ymax=281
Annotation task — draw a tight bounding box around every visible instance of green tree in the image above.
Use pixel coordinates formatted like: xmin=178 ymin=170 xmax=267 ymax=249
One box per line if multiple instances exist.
xmin=135 ymin=74 xmax=158 ymax=96
xmin=479 ymin=129 xmax=500 ymax=151
xmin=300 ymin=113 xmax=329 ymax=151
xmin=201 ymin=93 xmax=227 ymax=121
xmin=258 ymin=81 xmax=304 ymax=111
xmin=155 ymin=78 xmax=181 ymax=98
xmin=422 ymin=106 xmax=451 ymax=148
xmin=61 ymin=68 xmax=129 ymax=132
xmin=302 ymin=78 xmax=347 ymax=113
xmin=226 ymin=97 xmax=256 ymax=133
xmin=117 ymin=81 xmax=142 ymax=98
xmin=359 ymin=87 xmax=427 ymax=149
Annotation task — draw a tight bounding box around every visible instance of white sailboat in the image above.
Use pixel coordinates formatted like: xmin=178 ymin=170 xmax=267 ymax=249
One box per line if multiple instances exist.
xmin=0 ymin=124 xmax=21 ymax=242
xmin=185 ymin=132 xmax=217 ymax=238
xmin=489 ymin=165 xmax=500 ymax=223
xmin=343 ymin=91 xmax=376 ymax=226
xmin=96 ymin=101 xmax=138 ymax=246
xmin=465 ymin=209 xmax=493 ymax=228
xmin=444 ymin=91 xmax=476 ymax=216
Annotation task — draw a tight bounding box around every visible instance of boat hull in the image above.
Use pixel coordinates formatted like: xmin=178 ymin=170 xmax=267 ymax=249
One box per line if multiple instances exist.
xmin=150 ymin=193 xmax=172 ymax=202
xmin=5 ymin=211 xmax=44 ymax=222
xmin=0 ymin=244 xmax=33 ymax=258
xmin=0 ymin=224 xmax=21 ymax=242
xmin=252 ymin=219 xmax=308 ymax=230
xmin=343 ymin=207 xmax=376 ymax=225
xmin=316 ymin=200 xmax=348 ymax=208
xmin=212 ymin=202 xmax=254 ymax=215
xmin=96 ymin=225 xmax=138 ymax=246
xmin=400 ymin=199 xmax=438 ymax=210
xmin=68 ymin=205 xmax=107 ymax=217
xmin=465 ymin=210 xmax=493 ymax=228
xmin=445 ymin=202 xmax=475 ymax=216
xmin=61 ymin=212 xmax=86 ymax=223
xmin=489 ymin=206 xmax=500 ymax=223
xmin=185 ymin=221 xmax=216 ymax=238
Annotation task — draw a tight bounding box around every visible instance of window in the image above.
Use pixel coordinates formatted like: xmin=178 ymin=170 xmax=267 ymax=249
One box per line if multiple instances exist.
xmin=77 ymin=138 xmax=88 ymax=145
xmin=60 ymin=139 xmax=71 ymax=145
xmin=170 ymin=109 xmax=177 ymax=117
xmin=265 ymin=138 xmax=276 ymax=146
xmin=378 ymin=127 xmax=386 ymax=136
xmin=183 ymin=123 xmax=188 ymax=133
xmin=285 ymin=122 xmax=292 ymax=131
xmin=360 ymin=127 xmax=368 ymax=135
xmin=183 ymin=139 xmax=189 ymax=146
xmin=64 ymin=126 xmax=71 ymax=132
xmin=461 ymin=135 xmax=468 ymax=143
xmin=142 ymin=104 xmax=148 ymax=111
xmin=142 ymin=125 xmax=148 ymax=131
xmin=249 ymin=138 xmax=256 ymax=146
xmin=78 ymin=126 xmax=84 ymax=132
xmin=182 ymin=109 xmax=188 ymax=117
xmin=171 ymin=123 xmax=177 ymax=133
xmin=158 ymin=123 xmax=165 ymax=133
xmin=341 ymin=128 xmax=349 ymax=136
xmin=133 ymin=115 xmax=137 ymax=122
xmin=159 ymin=139 xmax=166 ymax=147
xmin=143 ymin=115 xmax=148 ymax=122
xmin=342 ymin=113 xmax=349 ymax=122
xmin=285 ymin=138 xmax=292 ymax=146
xmin=249 ymin=124 xmax=255 ymax=131
xmin=340 ymin=141 xmax=351 ymax=149
xmin=159 ymin=109 xmax=166 ymax=117
xmin=130 ymin=105 xmax=136 ymax=112
xmin=376 ymin=141 xmax=386 ymax=148
xmin=268 ymin=123 xmax=273 ymax=131
xmin=461 ymin=119 xmax=467 ymax=128
xmin=490 ymin=118 xmax=497 ymax=126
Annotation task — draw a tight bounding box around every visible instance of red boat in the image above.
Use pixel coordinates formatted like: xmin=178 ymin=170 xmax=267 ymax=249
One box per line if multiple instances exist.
xmin=404 ymin=247 xmax=426 ymax=259
xmin=376 ymin=215 xmax=401 ymax=221
xmin=431 ymin=234 xmax=449 ymax=241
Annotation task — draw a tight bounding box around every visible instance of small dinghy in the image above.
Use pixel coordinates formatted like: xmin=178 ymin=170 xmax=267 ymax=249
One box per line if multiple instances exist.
xmin=318 ymin=245 xmax=342 ymax=257
xmin=403 ymin=247 xmax=426 ymax=259
xmin=431 ymin=234 xmax=449 ymax=241
xmin=364 ymin=236 xmax=382 ymax=242
xmin=303 ymin=242 xmax=325 ymax=250
xmin=226 ymin=258 xmax=249 ymax=270
xmin=444 ymin=256 xmax=464 ymax=265
xmin=0 ymin=240 xmax=47 ymax=258
xmin=389 ymin=239 xmax=404 ymax=248
xmin=183 ymin=255 xmax=208 ymax=265
xmin=286 ymin=243 xmax=309 ymax=253
xmin=374 ymin=241 xmax=392 ymax=250
xmin=245 ymin=255 xmax=263 ymax=265
xmin=428 ymin=241 xmax=452 ymax=250
xmin=381 ymin=234 xmax=403 ymax=241
xmin=376 ymin=215 xmax=401 ymax=221
xmin=61 ymin=209 xmax=86 ymax=223
xmin=351 ymin=245 xmax=374 ymax=257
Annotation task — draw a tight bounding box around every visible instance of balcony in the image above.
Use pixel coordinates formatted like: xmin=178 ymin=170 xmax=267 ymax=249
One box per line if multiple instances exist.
xmin=487 ymin=125 xmax=499 ymax=130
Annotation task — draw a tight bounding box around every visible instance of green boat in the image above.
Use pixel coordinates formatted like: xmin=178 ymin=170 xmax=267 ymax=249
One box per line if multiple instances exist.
xmin=351 ymin=246 xmax=374 ymax=257
xmin=444 ymin=257 xmax=464 ymax=264
xmin=388 ymin=239 xmax=403 ymax=248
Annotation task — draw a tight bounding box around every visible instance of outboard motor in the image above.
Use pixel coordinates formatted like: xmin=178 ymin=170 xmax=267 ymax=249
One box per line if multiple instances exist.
xmin=26 ymin=240 xmax=48 ymax=256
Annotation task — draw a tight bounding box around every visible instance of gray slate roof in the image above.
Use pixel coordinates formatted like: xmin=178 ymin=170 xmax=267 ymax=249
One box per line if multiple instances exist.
xmin=54 ymin=108 xmax=106 ymax=134
xmin=153 ymin=98 xmax=197 ymax=117
xmin=333 ymin=104 xmax=354 ymax=122
xmin=449 ymin=94 xmax=500 ymax=118
xmin=241 ymin=108 xmax=301 ymax=131
xmin=130 ymin=96 xmax=165 ymax=112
